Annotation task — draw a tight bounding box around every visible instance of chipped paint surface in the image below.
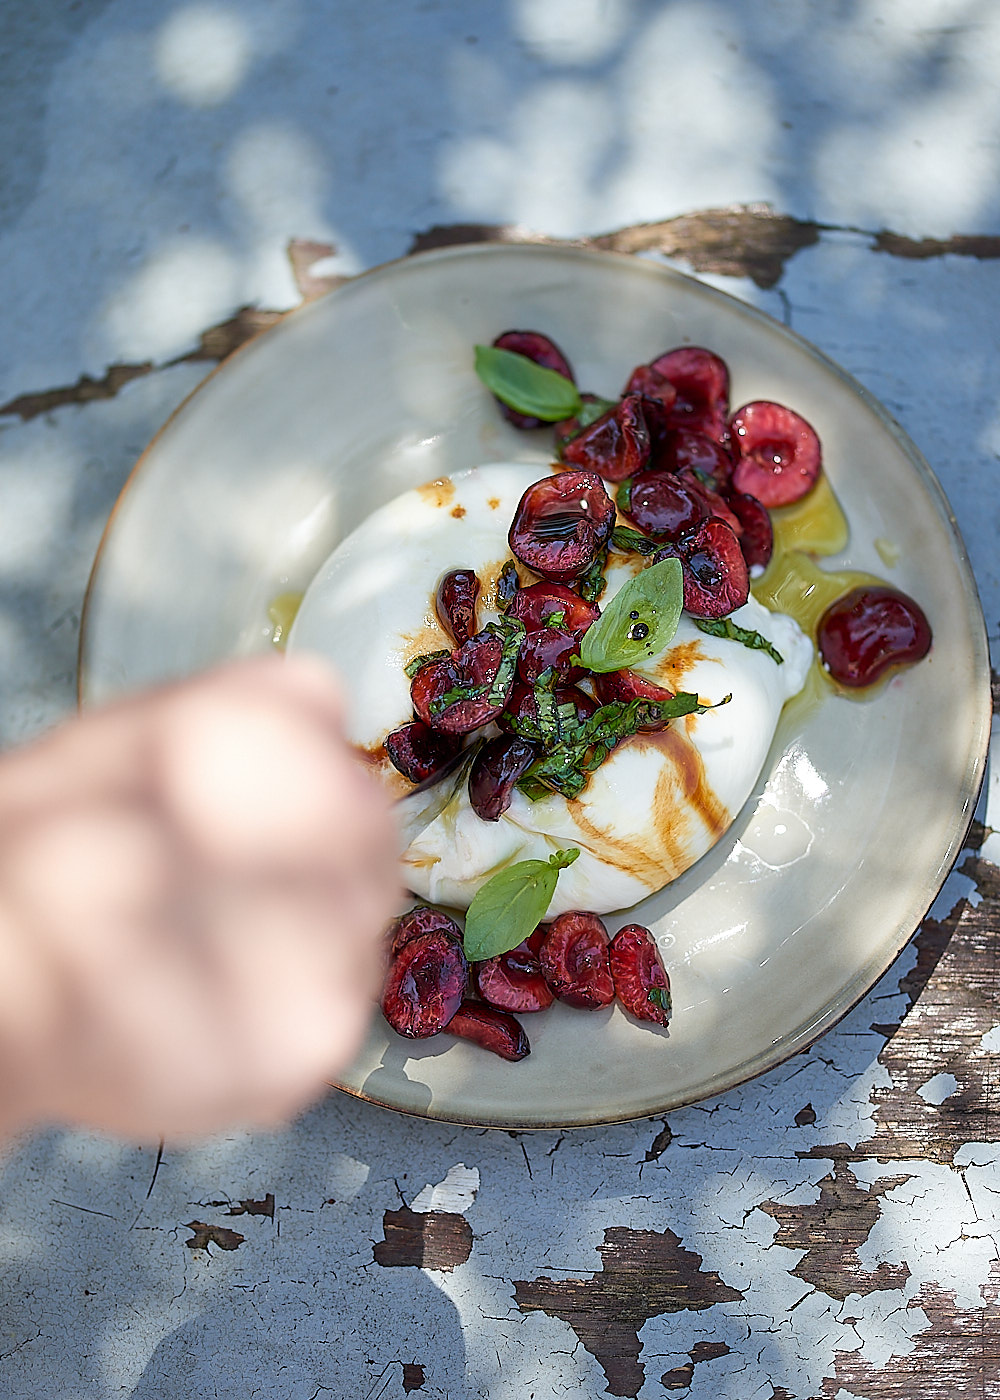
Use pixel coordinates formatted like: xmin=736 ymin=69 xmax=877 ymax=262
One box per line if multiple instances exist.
xmin=0 ymin=1 xmax=999 ymax=1395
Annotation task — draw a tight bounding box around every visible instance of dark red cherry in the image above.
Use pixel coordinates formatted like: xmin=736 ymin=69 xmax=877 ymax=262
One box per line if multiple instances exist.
xmin=476 ymin=937 xmax=554 ymax=1013
xmin=468 ymin=735 xmax=537 ymax=821
xmin=625 ymin=471 xmax=708 ymax=541
xmin=730 ymin=400 xmax=821 ymax=506
xmin=508 ymin=471 xmax=615 ymax=583
xmin=657 ymin=428 xmax=734 ymax=488
xmin=517 ymin=626 xmax=583 ymax=684
xmin=560 ymin=394 xmax=652 ymax=481
xmin=497 ymin=681 xmax=597 ymax=735
xmin=817 ymin=586 xmax=932 ymax=688
xmin=726 ymin=490 xmax=774 ymax=570
xmin=648 ymin=347 xmax=730 ymax=442
xmin=621 ymin=366 xmax=678 ymax=446
xmin=389 ymin=906 xmax=463 ymax=957
xmin=593 ymin=668 xmax=675 ymax=728
xmin=435 ymin=569 xmax=480 ymax=644
xmin=675 ymin=470 xmax=743 ymax=537
xmin=506 ymin=580 xmax=600 ymax=636
xmin=655 ymin=518 xmax=749 ymax=618
xmin=380 ymin=930 xmax=468 ymax=1038
xmin=539 ymin=911 xmax=615 ymax=1009
xmin=410 ymin=631 xmax=515 ymax=734
xmin=492 ymin=330 xmax=575 ymax=430
xmin=384 ymin=720 xmax=462 ymax=783
xmin=610 ymin=924 xmax=671 ymax=1026
xmin=446 ymin=1002 xmax=530 ymax=1061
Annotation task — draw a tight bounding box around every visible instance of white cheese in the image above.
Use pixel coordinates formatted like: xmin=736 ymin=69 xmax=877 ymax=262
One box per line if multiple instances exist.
xmin=289 ymin=462 xmax=813 ymax=915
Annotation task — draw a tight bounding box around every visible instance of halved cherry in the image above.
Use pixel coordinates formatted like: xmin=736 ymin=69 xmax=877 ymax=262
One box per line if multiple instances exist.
xmin=492 ymin=330 xmax=575 ymax=430
xmin=389 ymin=906 xmax=463 ymax=957
xmin=655 ymin=518 xmax=749 ymax=618
xmin=610 ymin=924 xmax=671 ymax=1026
xmin=508 ymin=471 xmax=615 ymax=583
xmin=436 ymin=569 xmax=480 ymax=644
xmin=410 ymin=631 xmax=515 ymax=734
xmin=657 ymin=428 xmax=734 ymax=488
xmin=649 ymin=347 xmax=730 ymax=443
xmin=476 ymin=934 xmax=554 ymax=1013
xmin=516 ymin=626 xmax=583 ymax=684
xmin=468 ymin=735 xmax=537 ymax=821
xmin=539 ymin=911 xmax=615 ymax=1009
xmin=560 ymin=394 xmax=652 ymax=481
xmin=729 ymin=400 xmax=821 ymax=506
xmin=497 ymin=681 xmax=598 ymax=735
xmin=817 ymin=586 xmax=931 ymax=688
xmin=625 ymin=471 xmax=708 ymax=541
xmin=593 ymin=668 xmax=675 ymax=728
xmin=384 ymin=720 xmax=462 ymax=783
xmin=675 ymin=470 xmax=743 ymax=537
xmin=506 ymin=580 xmax=600 ymax=636
xmin=445 ymin=1002 xmax=530 ymax=1061
xmin=621 ymin=365 xmax=678 ymax=446
xmin=380 ymin=930 xmax=468 ymax=1038
xmin=726 ymin=490 xmax=774 ymax=570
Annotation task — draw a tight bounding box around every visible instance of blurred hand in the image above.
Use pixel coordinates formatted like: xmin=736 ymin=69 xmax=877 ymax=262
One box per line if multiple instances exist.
xmin=0 ymin=654 xmax=401 ymax=1143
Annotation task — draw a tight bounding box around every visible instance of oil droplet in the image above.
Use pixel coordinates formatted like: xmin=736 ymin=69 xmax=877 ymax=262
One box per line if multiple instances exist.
xmin=268 ymin=591 xmax=303 ymax=649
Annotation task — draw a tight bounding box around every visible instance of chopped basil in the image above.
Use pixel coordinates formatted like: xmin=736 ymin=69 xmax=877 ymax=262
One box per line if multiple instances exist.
xmin=544 ymin=610 xmax=567 ymax=628
xmin=404 ymin=648 xmax=451 ymax=679
xmin=515 ymin=692 xmax=725 ymax=801
xmin=610 ymin=525 xmax=656 ymax=556
xmin=648 ymin=986 xmax=672 ymax=1012
xmin=474 ymin=345 xmax=582 ymax=422
xmin=577 ymin=547 xmax=608 ymax=603
xmin=463 ymin=848 xmax=580 ymax=961
xmin=427 ymin=618 xmax=525 ymax=716
xmin=695 ymin=617 xmax=784 ymax=665
xmin=577 ymin=557 xmax=684 ymax=673
xmin=616 ymin=477 xmax=634 ymax=513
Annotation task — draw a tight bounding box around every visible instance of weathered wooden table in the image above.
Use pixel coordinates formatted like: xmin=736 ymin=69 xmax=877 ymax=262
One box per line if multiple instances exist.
xmin=0 ymin=2 xmax=997 ymax=1396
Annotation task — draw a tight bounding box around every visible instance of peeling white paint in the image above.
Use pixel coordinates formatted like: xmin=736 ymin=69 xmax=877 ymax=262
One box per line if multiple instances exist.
xmin=410 ymin=1164 xmax=480 ymax=1215
xmin=916 ymin=1072 xmax=960 ymax=1105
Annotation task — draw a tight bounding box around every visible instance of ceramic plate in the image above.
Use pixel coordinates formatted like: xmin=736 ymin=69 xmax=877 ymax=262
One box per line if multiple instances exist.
xmin=80 ymin=244 xmax=990 ymax=1128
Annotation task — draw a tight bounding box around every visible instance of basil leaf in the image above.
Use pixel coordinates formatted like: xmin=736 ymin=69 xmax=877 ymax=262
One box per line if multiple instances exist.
xmin=474 ymin=345 xmax=582 ymax=422
xmin=404 ymin=648 xmax=451 ymax=679
xmin=463 ymin=848 xmax=581 ymax=961
xmin=648 ymin=986 xmax=672 ymax=1012
xmin=610 ymin=525 xmax=656 ymax=556
xmin=577 ymin=546 xmax=608 ymax=603
xmin=575 ymin=396 xmax=616 ymax=429
xmin=616 ymin=478 xmax=635 ymax=513
xmin=695 ymin=617 xmax=784 ymax=665
xmin=516 ymin=692 xmax=725 ymax=800
xmin=577 ymin=556 xmax=684 ymax=673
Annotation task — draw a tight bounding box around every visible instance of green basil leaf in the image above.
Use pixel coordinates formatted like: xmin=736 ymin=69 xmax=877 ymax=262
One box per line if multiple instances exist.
xmin=648 ymin=986 xmax=672 ymax=1013
xmin=577 ymin=556 xmax=684 ymax=673
xmin=610 ymin=525 xmax=656 ymax=556
xmin=463 ymin=848 xmax=581 ymax=961
xmin=577 ymin=546 xmax=608 ymax=603
xmin=474 ymin=345 xmax=582 ymax=422
xmin=576 ymin=396 xmax=616 ymax=428
xmin=404 ymin=648 xmax=451 ymax=679
xmin=695 ymin=617 xmax=784 ymax=665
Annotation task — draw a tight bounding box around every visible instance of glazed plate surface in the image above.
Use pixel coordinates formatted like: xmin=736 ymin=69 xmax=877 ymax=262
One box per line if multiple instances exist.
xmin=80 ymin=245 xmax=990 ymax=1127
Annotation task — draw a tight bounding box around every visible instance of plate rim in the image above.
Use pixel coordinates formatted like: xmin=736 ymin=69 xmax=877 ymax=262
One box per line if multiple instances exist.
xmin=78 ymin=240 xmax=993 ymax=1128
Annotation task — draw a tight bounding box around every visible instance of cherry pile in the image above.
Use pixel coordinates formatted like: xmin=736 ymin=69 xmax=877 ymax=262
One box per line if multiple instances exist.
xmin=380 ymin=905 xmax=671 ymax=1060
xmin=374 ymin=331 xmax=934 ymax=1061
